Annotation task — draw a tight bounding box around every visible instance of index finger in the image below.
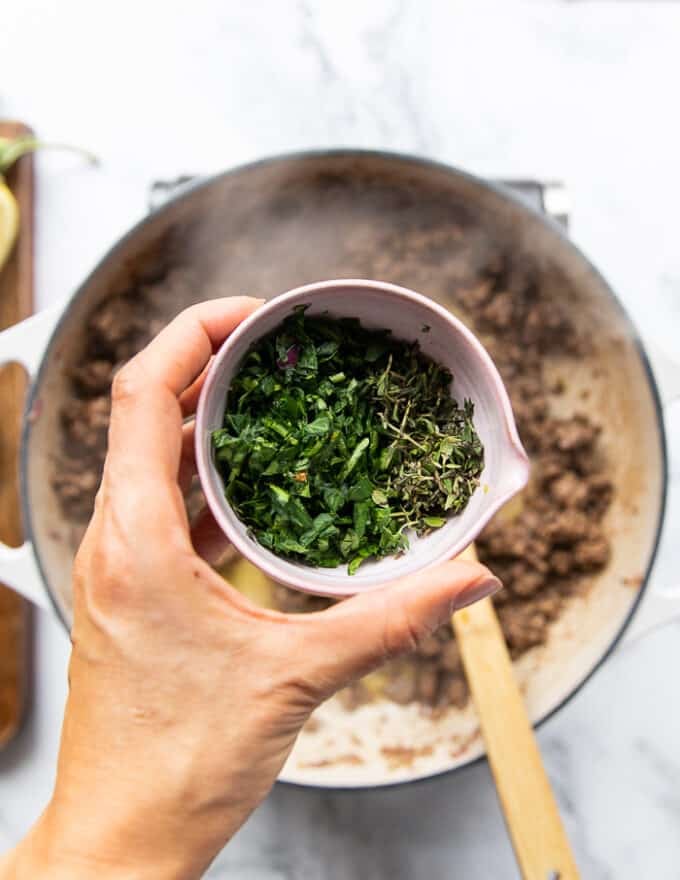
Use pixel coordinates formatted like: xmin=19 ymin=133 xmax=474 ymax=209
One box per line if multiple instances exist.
xmin=133 ymin=296 xmax=264 ymax=395
xmin=105 ymin=297 xmax=263 ymax=487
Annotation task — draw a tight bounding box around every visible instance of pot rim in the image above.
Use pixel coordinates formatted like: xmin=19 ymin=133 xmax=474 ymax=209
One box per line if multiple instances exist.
xmin=20 ymin=147 xmax=669 ymax=790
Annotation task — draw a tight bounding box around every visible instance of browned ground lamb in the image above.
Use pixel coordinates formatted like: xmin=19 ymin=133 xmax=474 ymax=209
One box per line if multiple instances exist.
xmin=53 ymin=249 xmax=612 ymax=712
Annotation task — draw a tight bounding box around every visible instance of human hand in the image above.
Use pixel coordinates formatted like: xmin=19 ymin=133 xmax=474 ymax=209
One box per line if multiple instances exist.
xmin=2 ymin=297 xmax=499 ymax=880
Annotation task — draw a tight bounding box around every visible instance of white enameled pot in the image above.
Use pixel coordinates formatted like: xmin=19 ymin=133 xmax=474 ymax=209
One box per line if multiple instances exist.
xmin=1 ymin=151 xmax=679 ymax=788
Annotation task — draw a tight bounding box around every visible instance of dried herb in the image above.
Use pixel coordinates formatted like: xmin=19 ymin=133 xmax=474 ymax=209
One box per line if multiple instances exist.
xmin=212 ymin=307 xmax=484 ymax=573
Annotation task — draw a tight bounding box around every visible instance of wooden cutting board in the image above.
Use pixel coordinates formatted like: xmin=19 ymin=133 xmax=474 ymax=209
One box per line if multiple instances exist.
xmin=0 ymin=121 xmax=34 ymax=749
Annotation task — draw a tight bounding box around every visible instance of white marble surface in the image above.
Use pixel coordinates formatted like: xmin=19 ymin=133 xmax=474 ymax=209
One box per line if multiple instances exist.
xmin=1 ymin=1 xmax=680 ymax=876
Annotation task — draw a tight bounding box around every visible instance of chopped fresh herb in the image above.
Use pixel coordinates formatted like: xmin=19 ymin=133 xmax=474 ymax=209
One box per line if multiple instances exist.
xmin=212 ymin=307 xmax=484 ymax=573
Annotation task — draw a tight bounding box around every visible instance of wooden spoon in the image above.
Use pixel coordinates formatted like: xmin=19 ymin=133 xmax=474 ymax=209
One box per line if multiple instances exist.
xmin=453 ymin=544 xmax=580 ymax=879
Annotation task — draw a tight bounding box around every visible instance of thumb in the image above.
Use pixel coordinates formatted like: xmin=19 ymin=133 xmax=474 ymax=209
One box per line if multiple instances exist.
xmin=302 ymin=560 xmax=501 ymax=691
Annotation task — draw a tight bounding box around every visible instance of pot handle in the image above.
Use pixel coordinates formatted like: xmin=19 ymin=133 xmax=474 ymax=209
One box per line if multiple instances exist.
xmin=0 ymin=304 xmax=65 ymax=612
xmin=0 ymin=543 xmax=50 ymax=611
xmin=0 ymin=305 xmax=64 ymax=377
xmin=621 ymin=342 xmax=680 ymax=646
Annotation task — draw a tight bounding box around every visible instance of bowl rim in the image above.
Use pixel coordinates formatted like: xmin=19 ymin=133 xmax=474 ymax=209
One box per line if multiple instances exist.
xmin=195 ymin=278 xmax=529 ymax=596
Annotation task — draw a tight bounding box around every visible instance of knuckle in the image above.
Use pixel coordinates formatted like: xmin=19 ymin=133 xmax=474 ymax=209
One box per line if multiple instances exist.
xmin=268 ymin=628 xmax=335 ymax=709
xmin=111 ymin=363 xmax=144 ymax=404
xmin=280 ymin=673 xmax=325 ymax=715
xmin=73 ymin=484 xmax=191 ymax=624
xmin=73 ymin=495 xmax=153 ymax=619
xmin=382 ymin=602 xmax=429 ymax=659
xmin=74 ymin=522 xmax=135 ymax=614
xmin=267 ymin=671 xmax=328 ymax=728
xmin=183 ymin=303 xmax=203 ymax=321
xmin=174 ymin=304 xmax=203 ymax=336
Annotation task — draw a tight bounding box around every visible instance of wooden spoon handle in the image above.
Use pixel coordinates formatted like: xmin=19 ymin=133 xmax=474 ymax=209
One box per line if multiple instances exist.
xmin=453 ymin=546 xmax=580 ymax=880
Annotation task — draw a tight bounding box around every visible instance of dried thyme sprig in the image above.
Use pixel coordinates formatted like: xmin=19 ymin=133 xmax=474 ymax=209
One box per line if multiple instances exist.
xmin=212 ymin=307 xmax=484 ymax=574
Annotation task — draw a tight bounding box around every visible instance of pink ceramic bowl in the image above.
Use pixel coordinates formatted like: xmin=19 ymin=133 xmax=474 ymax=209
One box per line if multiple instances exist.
xmin=195 ymin=279 xmax=529 ymax=597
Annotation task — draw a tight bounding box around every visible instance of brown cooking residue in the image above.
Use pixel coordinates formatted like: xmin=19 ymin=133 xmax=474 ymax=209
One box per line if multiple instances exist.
xmin=299 ymin=753 xmax=364 ymax=769
xmin=449 ymin=729 xmax=481 ymax=759
xmin=52 ymin=189 xmax=613 ymax=714
xmin=622 ymin=575 xmax=643 ymax=589
xmin=380 ymin=745 xmax=434 ymax=769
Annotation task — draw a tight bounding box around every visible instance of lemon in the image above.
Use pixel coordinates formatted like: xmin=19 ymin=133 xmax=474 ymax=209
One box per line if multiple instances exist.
xmin=221 ymin=556 xmax=278 ymax=609
xmin=0 ymin=178 xmax=19 ymax=273
xmin=0 ymin=135 xmax=98 ymax=275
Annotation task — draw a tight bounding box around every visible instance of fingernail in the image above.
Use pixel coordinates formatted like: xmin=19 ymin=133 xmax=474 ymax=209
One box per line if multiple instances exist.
xmin=453 ymin=575 xmax=502 ymax=612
